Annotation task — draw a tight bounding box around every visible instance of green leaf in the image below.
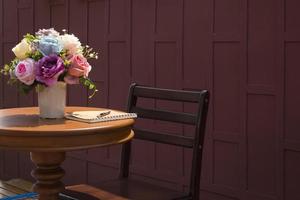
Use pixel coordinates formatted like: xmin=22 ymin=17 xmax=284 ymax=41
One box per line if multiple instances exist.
xmin=27 ymin=51 xmax=43 ymax=61
xmin=24 ymin=33 xmax=37 ymax=43
xmin=79 ymin=77 xmax=98 ymax=98
xmin=89 ymin=84 xmax=95 ymax=90
xmin=19 ymin=83 xmax=34 ymax=94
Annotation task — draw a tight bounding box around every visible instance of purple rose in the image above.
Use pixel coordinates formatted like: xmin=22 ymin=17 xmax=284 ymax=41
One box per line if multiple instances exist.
xmin=36 ymin=54 xmax=65 ymax=86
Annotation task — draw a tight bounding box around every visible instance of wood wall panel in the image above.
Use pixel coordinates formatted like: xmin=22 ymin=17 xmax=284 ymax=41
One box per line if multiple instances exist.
xmin=19 ymin=152 xmax=34 ymax=182
xmin=155 ymin=0 xmax=181 ymax=36
xmin=284 ymin=150 xmax=300 ymax=200
xmin=131 ymin=0 xmax=155 ymax=84
xmin=247 ymin=95 xmax=277 ymax=196
xmin=183 ymin=0 xmax=211 ymax=89
xmin=87 ymin=0 xmax=111 ymax=168
xmin=213 ymin=140 xmax=239 ymax=189
xmin=285 ymin=0 xmax=300 ymax=34
xmin=214 ymin=0 xmax=241 ymax=34
xmin=108 ymin=0 xmax=128 ymax=36
xmin=18 ymin=0 xmax=35 ymax=107
xmin=0 ymin=0 xmax=299 ymax=199
xmin=3 ymin=150 xmax=18 ymax=180
xmin=130 ymin=0 xmax=156 ymax=178
xmin=50 ymin=1 xmax=67 ymax=30
xmin=283 ymin=1 xmax=300 ymax=199
xmin=86 ymin=0 xmax=107 ymax=115
xmin=68 ymin=0 xmax=88 ymax=107
xmin=284 ymin=43 xmax=300 ymax=141
xmin=87 ymin=162 xmax=118 ymax=185
xmin=62 ymin=157 xmax=87 ymax=185
xmin=2 ymin=0 xmax=19 ymax=181
xmin=247 ymin=0 xmax=277 ymax=87
xmin=213 ymin=43 xmax=241 ymax=134
xmin=200 ymin=190 xmax=238 ymax=200
xmin=107 ymin=41 xmax=130 ymax=164
xmin=34 ymin=0 xmax=50 ymax=30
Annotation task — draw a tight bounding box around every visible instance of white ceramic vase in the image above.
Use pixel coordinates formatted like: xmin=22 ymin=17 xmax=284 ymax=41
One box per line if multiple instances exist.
xmin=38 ymin=82 xmax=66 ymax=119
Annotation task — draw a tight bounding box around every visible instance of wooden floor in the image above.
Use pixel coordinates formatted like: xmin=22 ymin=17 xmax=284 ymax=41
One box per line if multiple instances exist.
xmin=0 ymin=179 xmax=32 ymax=198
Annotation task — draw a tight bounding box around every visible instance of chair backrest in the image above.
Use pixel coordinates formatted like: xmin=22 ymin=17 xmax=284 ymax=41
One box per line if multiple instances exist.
xmin=119 ymin=83 xmax=209 ymax=199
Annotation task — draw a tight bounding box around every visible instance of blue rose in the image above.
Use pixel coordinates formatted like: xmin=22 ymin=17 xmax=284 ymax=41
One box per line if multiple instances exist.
xmin=37 ymin=36 xmax=63 ymax=56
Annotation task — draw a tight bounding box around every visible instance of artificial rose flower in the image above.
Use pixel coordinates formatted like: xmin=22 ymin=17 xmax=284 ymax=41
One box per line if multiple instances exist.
xmin=36 ymin=54 xmax=65 ymax=86
xmin=67 ymin=54 xmax=91 ymax=78
xmin=37 ymin=36 xmax=63 ymax=56
xmin=14 ymin=58 xmax=36 ymax=85
xmin=12 ymin=39 xmax=32 ymax=60
xmin=36 ymin=28 xmax=60 ymax=38
xmin=58 ymin=34 xmax=81 ymax=55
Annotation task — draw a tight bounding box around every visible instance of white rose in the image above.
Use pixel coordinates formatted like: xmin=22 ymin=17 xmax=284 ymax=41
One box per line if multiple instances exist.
xmin=58 ymin=34 xmax=82 ymax=55
xmin=12 ymin=39 xmax=31 ymax=60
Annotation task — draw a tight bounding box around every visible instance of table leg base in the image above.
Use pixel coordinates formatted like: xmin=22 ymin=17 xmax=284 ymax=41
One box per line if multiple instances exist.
xmin=30 ymin=152 xmax=66 ymax=200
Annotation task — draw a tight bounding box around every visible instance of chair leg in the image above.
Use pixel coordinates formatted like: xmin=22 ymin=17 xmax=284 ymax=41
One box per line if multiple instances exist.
xmin=119 ymin=141 xmax=131 ymax=178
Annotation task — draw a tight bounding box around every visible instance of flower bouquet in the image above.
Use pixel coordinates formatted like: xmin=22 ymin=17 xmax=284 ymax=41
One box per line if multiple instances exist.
xmin=1 ymin=28 xmax=98 ymax=118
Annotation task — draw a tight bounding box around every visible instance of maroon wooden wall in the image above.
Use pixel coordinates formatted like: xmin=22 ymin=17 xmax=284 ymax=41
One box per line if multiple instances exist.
xmin=0 ymin=0 xmax=299 ymax=199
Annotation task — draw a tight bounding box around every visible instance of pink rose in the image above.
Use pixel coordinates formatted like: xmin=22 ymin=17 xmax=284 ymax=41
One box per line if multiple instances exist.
xmin=67 ymin=54 xmax=91 ymax=77
xmin=15 ymin=58 xmax=36 ymax=85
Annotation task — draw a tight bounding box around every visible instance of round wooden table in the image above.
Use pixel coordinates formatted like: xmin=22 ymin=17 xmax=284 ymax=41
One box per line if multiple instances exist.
xmin=0 ymin=107 xmax=135 ymax=200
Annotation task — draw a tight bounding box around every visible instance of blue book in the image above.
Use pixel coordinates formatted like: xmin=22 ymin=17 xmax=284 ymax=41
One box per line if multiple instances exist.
xmin=0 ymin=193 xmax=37 ymax=200
xmin=0 ymin=193 xmax=77 ymax=200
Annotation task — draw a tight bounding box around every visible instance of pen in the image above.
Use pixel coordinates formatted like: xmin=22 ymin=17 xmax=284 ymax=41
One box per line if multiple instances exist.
xmin=97 ymin=110 xmax=111 ymax=118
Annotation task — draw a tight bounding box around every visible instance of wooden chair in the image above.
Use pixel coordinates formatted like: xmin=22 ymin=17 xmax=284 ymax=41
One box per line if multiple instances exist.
xmin=67 ymin=83 xmax=209 ymax=200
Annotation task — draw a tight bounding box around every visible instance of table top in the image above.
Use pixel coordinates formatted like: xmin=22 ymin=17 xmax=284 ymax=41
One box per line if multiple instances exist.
xmin=0 ymin=107 xmax=134 ymax=152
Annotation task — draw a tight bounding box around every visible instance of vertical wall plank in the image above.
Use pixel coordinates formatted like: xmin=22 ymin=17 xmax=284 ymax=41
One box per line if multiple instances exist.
xmin=213 ymin=43 xmax=241 ymax=134
xmin=0 ymin=0 xmax=4 ymax=179
xmin=284 ymin=150 xmax=300 ymax=200
xmin=106 ymin=0 xmax=131 ymax=165
xmin=284 ymin=1 xmax=300 ymax=200
xmin=68 ymin=0 xmax=88 ymax=106
xmin=34 ymin=0 xmax=50 ymax=30
xmin=247 ymin=0 xmax=277 ymax=87
xmin=87 ymin=0 xmax=107 ymax=107
xmin=17 ymin=0 xmax=36 ymax=181
xmin=18 ymin=0 xmax=34 ymax=107
xmin=86 ymin=0 xmax=109 ymax=172
xmin=183 ymin=0 xmax=213 ymax=191
xmin=107 ymin=41 xmax=130 ymax=163
xmin=130 ymin=0 xmax=156 ymax=175
xmin=2 ymin=0 xmax=19 ymax=180
xmin=247 ymin=95 xmax=277 ymax=196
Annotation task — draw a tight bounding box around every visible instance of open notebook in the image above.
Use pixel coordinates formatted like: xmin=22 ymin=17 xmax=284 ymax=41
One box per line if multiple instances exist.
xmin=65 ymin=110 xmax=137 ymax=123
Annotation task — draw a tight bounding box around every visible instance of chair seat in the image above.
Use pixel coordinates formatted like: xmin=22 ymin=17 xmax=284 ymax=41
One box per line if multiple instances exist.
xmin=67 ymin=178 xmax=189 ymax=200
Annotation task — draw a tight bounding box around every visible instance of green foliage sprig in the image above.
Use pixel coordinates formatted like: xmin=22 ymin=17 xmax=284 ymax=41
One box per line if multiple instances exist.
xmin=79 ymin=77 xmax=98 ymax=99
xmin=24 ymin=33 xmax=38 ymax=43
xmin=26 ymin=50 xmax=43 ymax=61
xmin=0 ymin=59 xmax=18 ymax=76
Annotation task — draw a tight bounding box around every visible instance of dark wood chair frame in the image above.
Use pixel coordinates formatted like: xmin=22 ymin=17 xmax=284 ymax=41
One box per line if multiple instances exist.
xmin=119 ymin=83 xmax=210 ymax=200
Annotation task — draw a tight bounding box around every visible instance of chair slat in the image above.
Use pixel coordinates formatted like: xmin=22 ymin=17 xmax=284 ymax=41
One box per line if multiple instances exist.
xmin=131 ymin=107 xmax=196 ymax=125
xmin=133 ymin=86 xmax=204 ymax=103
xmin=134 ymin=128 xmax=194 ymax=148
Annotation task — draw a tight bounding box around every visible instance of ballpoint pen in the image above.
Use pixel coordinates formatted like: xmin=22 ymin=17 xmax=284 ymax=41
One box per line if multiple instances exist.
xmin=97 ymin=110 xmax=111 ymax=119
